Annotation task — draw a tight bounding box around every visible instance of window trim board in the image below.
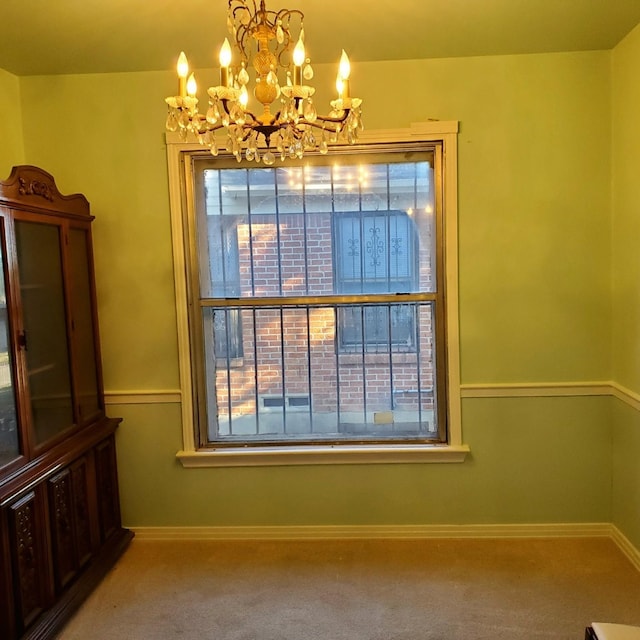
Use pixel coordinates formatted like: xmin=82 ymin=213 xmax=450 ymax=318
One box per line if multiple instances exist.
xmin=166 ymin=120 xmax=465 ymax=465
xmin=176 ymin=443 xmax=470 ymax=467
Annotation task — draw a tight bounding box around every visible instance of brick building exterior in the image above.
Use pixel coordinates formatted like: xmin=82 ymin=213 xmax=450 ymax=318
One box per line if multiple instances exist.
xmin=200 ymin=162 xmax=437 ymax=440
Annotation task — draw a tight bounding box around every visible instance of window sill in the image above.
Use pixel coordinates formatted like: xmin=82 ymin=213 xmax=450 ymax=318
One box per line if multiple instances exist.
xmin=176 ymin=443 xmax=470 ymax=467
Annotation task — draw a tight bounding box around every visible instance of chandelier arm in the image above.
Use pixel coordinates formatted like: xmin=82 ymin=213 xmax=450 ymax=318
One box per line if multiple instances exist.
xmin=268 ymin=116 xmax=347 ymax=134
xmin=229 ymin=0 xmax=259 ymax=25
xmin=234 ymin=33 xmax=248 ymax=64
xmin=193 ymin=122 xmax=226 ymax=135
xmin=273 ymin=9 xmax=303 ymax=67
xmin=231 ymin=126 xmax=257 ymax=144
xmin=261 ymin=107 xmax=350 ymax=134
xmin=273 ymin=8 xmax=303 ymax=34
xmin=218 ymin=99 xmax=263 ymax=128
xmin=229 ymin=1 xmax=258 ymax=62
xmin=312 ymin=112 xmax=351 ymax=127
xmin=233 ymin=24 xmax=252 ymax=64
xmin=230 ymin=2 xmax=305 ymax=67
xmin=273 ymin=8 xmax=303 ymax=22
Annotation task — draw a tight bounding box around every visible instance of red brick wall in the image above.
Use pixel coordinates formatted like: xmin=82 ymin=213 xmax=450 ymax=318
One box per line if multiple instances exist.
xmin=215 ymin=212 xmax=435 ymax=420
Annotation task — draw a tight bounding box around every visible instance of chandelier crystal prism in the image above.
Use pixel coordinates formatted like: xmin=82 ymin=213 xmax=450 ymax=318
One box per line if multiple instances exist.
xmin=165 ymin=0 xmax=363 ymax=165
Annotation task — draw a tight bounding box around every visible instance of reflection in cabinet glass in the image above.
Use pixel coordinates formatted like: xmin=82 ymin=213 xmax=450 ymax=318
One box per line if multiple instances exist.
xmin=68 ymin=228 xmax=101 ymax=423
xmin=0 ymin=218 xmax=18 ymax=468
xmin=15 ymin=221 xmax=74 ymax=446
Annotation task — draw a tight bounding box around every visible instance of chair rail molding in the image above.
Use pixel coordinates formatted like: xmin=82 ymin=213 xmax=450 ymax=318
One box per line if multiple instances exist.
xmin=460 ymin=380 xmax=640 ymax=414
xmin=104 ymin=390 xmax=182 ymax=405
xmin=105 ymin=381 xmax=640 ymax=412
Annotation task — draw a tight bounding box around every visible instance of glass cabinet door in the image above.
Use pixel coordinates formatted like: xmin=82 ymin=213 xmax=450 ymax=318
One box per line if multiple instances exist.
xmin=0 ymin=221 xmax=19 ymax=468
xmin=68 ymin=228 xmax=101 ymax=422
xmin=15 ymin=220 xmax=73 ymax=446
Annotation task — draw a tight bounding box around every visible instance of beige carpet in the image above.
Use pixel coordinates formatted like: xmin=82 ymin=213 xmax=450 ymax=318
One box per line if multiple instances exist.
xmin=56 ymin=537 xmax=640 ymax=639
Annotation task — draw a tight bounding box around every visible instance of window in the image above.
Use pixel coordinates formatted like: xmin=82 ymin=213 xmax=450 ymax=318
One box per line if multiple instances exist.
xmin=208 ymin=221 xmax=243 ymax=360
xmin=169 ymin=122 xmax=465 ymax=464
xmin=334 ymin=211 xmax=418 ymax=351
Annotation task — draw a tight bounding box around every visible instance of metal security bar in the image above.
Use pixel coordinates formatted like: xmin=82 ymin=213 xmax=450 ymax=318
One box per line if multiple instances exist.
xmin=191 ymin=145 xmax=446 ymax=447
xmin=204 ymin=301 xmax=438 ymax=444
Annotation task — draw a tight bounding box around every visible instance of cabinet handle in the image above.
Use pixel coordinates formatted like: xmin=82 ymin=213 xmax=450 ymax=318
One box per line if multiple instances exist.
xmin=17 ymin=330 xmax=27 ymax=351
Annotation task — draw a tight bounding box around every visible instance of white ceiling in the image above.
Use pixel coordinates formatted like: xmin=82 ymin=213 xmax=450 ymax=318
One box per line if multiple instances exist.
xmin=1 ymin=0 xmax=640 ymax=76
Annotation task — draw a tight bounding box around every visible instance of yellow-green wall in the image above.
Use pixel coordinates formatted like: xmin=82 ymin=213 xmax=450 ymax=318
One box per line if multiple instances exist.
xmin=4 ymin=49 xmax=626 ymax=529
xmin=612 ymin=23 xmax=640 ymax=549
xmin=0 ymin=67 xmax=25 ymax=175
xmin=18 ymin=71 xmax=180 ymax=392
xmin=111 ymin=397 xmax=610 ymax=527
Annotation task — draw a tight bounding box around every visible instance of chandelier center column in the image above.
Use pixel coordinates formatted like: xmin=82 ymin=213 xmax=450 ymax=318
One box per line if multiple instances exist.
xmin=253 ymin=23 xmax=278 ymax=125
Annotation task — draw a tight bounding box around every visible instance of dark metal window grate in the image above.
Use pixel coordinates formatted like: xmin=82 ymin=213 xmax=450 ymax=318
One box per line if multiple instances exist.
xmin=192 ymin=149 xmax=445 ymax=446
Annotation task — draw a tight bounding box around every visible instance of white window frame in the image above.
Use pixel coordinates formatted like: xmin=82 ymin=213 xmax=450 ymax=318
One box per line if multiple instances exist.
xmin=166 ymin=121 xmax=468 ymax=467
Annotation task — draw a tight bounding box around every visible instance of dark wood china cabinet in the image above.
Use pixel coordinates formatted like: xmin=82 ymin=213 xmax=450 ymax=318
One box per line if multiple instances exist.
xmin=0 ymin=166 xmax=132 ymax=639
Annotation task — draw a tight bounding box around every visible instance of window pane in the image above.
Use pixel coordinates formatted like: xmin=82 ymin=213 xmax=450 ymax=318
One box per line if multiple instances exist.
xmin=339 ymin=304 xmax=416 ymax=351
xmin=198 ymin=157 xmax=435 ymax=297
xmin=335 ymin=211 xmax=417 ymax=294
xmin=205 ymin=303 xmax=438 ymax=443
xmin=193 ymin=148 xmax=443 ymax=445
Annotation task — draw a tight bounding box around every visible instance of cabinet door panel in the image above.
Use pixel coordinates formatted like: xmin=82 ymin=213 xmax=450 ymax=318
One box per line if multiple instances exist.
xmin=48 ymin=456 xmax=95 ymax=591
xmin=68 ymin=228 xmax=101 ymax=424
xmin=7 ymin=489 xmax=52 ymax=633
xmin=95 ymin=436 xmax=121 ymax=542
xmin=0 ymin=514 xmax=17 ymax=639
xmin=48 ymin=469 xmax=77 ymax=590
xmin=14 ymin=220 xmax=74 ymax=447
xmin=70 ymin=455 xmax=94 ymax=568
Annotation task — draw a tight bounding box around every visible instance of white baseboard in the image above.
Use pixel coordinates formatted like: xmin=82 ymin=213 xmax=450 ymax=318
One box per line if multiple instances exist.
xmin=129 ymin=523 xmax=639 ymax=572
xmin=131 ymin=522 xmax=612 ymax=541
xmin=610 ymin=524 xmax=640 ymax=572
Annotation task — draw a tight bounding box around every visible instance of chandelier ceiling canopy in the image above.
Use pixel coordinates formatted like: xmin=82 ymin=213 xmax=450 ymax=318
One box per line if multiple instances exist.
xmin=165 ymin=0 xmax=363 ymax=165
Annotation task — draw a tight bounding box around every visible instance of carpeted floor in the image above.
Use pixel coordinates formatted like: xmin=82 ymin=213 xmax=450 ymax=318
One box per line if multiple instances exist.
xmin=56 ymin=536 xmax=640 ymax=639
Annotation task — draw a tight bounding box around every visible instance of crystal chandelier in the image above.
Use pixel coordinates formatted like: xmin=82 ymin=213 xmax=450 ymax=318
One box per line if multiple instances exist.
xmin=165 ymin=0 xmax=363 ymax=165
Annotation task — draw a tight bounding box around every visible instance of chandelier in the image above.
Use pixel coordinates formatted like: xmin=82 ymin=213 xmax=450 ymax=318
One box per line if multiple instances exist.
xmin=165 ymin=0 xmax=363 ymax=165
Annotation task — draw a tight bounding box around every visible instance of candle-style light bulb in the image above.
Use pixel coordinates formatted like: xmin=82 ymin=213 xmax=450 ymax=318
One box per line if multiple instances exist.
xmin=219 ymin=38 xmax=232 ymax=67
xmin=338 ymin=50 xmax=351 ymax=99
xmin=177 ymin=51 xmax=189 ymax=97
xmin=293 ymin=35 xmax=306 ymax=67
xmin=219 ymin=38 xmax=232 ymax=86
xmin=293 ymin=35 xmax=305 ymax=85
xmin=339 ymin=50 xmax=351 ymax=80
xmin=239 ymin=84 xmax=249 ymax=108
xmin=186 ymin=73 xmax=197 ymax=98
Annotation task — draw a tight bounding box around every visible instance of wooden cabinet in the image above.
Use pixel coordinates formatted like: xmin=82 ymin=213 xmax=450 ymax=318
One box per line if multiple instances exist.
xmin=0 ymin=166 xmax=132 ymax=640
